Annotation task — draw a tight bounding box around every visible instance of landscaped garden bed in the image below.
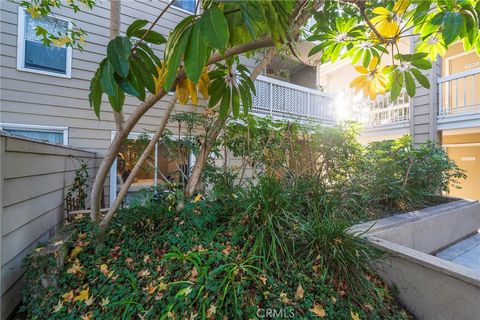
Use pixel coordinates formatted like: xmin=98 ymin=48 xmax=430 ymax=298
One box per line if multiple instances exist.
xmin=20 ymin=120 xmax=465 ymax=319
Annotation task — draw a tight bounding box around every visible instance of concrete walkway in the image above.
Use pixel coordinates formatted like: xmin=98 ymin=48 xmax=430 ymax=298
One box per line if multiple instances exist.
xmin=436 ymin=232 xmax=480 ymax=272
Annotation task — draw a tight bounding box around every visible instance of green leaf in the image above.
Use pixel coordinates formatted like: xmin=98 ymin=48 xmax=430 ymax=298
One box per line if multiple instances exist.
xmin=404 ymin=71 xmax=416 ymax=97
xmin=137 ymin=43 xmax=162 ymax=66
xmin=131 ymin=56 xmax=156 ymax=94
xmin=411 ymin=68 xmax=430 ymax=89
xmin=131 ymin=29 xmax=166 ymax=45
xmin=208 ymin=79 xmax=226 ymax=107
xmin=231 ymin=87 xmax=240 ymax=118
xmin=390 ymin=72 xmax=403 ymax=101
xmin=185 ymin=22 xmax=207 ymax=84
xmin=108 ymin=83 xmax=125 ymax=112
xmin=442 ymin=12 xmax=463 ymax=45
xmin=89 ymin=69 xmax=103 ymax=119
xmin=219 ymin=87 xmax=231 ymax=120
xmin=128 ymin=70 xmax=145 ymax=101
xmin=411 ymin=59 xmax=432 ymax=70
xmin=126 ymin=19 xmax=148 ymax=37
xmin=118 ymin=75 xmax=140 ymax=98
xmin=164 ymin=26 xmax=192 ymax=91
xmin=200 ymin=7 xmax=229 ymax=50
xmin=107 ymin=36 xmax=132 ymax=78
xmin=100 ymin=60 xmax=117 ymax=96
xmin=134 ymin=47 xmax=158 ymax=77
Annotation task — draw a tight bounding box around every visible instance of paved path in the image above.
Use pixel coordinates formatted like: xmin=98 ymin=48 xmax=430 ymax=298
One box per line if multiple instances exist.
xmin=436 ymin=232 xmax=480 ymax=272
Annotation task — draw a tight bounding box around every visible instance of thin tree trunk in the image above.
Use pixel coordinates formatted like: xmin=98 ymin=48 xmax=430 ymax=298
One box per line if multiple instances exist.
xmin=90 ymin=36 xmax=276 ymax=223
xmin=183 ymin=0 xmax=321 ymax=196
xmin=99 ymin=94 xmax=178 ymax=232
xmin=184 ymin=47 xmax=278 ymax=197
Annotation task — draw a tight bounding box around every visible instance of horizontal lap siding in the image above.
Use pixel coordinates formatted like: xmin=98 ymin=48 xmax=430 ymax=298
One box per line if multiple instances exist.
xmin=411 ymin=36 xmax=441 ymax=143
xmin=0 ymin=136 xmax=96 ymax=319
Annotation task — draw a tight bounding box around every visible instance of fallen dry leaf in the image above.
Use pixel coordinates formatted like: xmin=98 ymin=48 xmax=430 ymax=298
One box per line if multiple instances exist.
xmin=295 ymin=284 xmax=304 ymax=300
xmin=351 ymin=311 xmax=360 ymax=320
xmin=62 ymin=290 xmax=74 ymax=302
xmin=73 ymin=288 xmax=89 ymax=302
xmin=70 ymin=246 xmax=82 ymax=259
xmin=52 ymin=300 xmax=63 ymax=313
xmin=207 ymin=304 xmax=217 ymax=318
xmin=310 ymin=303 xmax=326 ymax=318
xmin=279 ymin=292 xmax=289 ymax=304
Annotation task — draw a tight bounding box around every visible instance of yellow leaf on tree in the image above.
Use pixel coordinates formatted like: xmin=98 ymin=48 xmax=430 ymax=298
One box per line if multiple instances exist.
xmin=73 ymin=288 xmax=89 ymax=302
xmin=310 ymin=303 xmax=326 ymax=317
xmin=187 ymin=80 xmax=198 ymax=105
xmin=176 ymin=79 xmax=189 ymax=105
xmin=27 ymin=6 xmax=41 ymax=18
xmin=393 ymin=0 xmax=409 ymax=15
xmin=351 ymin=311 xmax=361 ymax=320
xmin=154 ymin=64 xmax=166 ymax=94
xmin=52 ymin=36 xmax=70 ymax=47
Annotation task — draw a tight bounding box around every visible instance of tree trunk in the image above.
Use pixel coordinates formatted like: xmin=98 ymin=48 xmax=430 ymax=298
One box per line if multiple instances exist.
xmin=98 ymin=95 xmax=178 ymax=233
xmin=184 ymin=47 xmax=278 ymax=197
xmin=90 ymin=36 xmax=276 ymax=223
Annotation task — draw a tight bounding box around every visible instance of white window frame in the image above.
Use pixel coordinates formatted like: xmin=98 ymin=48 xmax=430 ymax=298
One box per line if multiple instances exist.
xmin=17 ymin=7 xmax=73 ymax=78
xmin=0 ymin=122 xmax=69 ymax=145
xmin=109 ymin=131 xmax=195 ymax=206
xmin=171 ymin=0 xmax=197 ymax=15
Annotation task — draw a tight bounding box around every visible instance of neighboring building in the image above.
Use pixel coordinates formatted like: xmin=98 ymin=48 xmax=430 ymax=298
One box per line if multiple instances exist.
xmin=317 ymin=40 xmax=480 ymax=200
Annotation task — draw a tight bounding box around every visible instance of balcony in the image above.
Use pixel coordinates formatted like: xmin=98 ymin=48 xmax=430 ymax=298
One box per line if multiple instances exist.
xmin=252 ymin=75 xmax=334 ymax=124
xmin=353 ymin=92 xmax=410 ymax=127
xmin=437 ymin=68 xmax=480 ymax=129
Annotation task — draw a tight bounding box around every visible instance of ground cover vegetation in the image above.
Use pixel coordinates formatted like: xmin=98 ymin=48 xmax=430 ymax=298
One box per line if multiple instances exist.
xmin=21 ymin=115 xmax=464 ymax=319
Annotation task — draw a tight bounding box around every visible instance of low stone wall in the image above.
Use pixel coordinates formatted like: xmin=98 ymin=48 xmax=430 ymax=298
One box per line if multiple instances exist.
xmin=351 ymin=200 xmax=480 ymax=320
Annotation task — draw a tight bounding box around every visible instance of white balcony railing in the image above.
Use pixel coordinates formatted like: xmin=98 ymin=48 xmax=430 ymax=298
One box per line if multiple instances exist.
xmin=252 ymin=75 xmax=334 ymax=123
xmin=438 ymin=68 xmax=480 ymax=117
xmin=353 ymin=92 xmax=410 ymax=127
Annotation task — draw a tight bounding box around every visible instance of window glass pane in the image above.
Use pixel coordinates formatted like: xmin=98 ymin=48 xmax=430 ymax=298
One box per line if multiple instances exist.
xmin=25 ymin=12 xmax=68 ymax=42
xmin=24 ymin=12 xmax=68 ymax=74
xmin=4 ymin=129 xmax=63 ymax=144
xmin=172 ymin=0 xmax=196 ymax=13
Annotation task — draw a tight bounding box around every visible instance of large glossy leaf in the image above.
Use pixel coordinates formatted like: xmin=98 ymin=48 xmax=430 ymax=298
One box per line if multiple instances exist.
xmin=107 ymin=36 xmax=132 ymax=78
xmin=163 ymin=26 xmax=192 ymax=91
xmin=411 ymin=69 xmax=430 ymax=89
xmin=108 ymin=83 xmax=125 ymax=112
xmin=404 ymin=71 xmax=416 ymax=97
xmin=442 ymin=12 xmax=463 ymax=45
xmin=100 ymin=60 xmax=117 ymax=96
xmin=200 ymin=7 xmax=229 ymax=50
xmin=126 ymin=19 xmax=148 ymax=37
xmin=219 ymin=87 xmax=231 ymax=120
xmin=185 ymin=22 xmax=207 ymax=84
xmin=131 ymin=57 xmax=156 ymax=94
xmin=118 ymin=75 xmax=140 ymax=98
xmin=89 ymin=68 xmax=103 ymax=119
xmin=231 ymin=87 xmax=240 ymax=118
xmin=130 ymin=29 xmax=166 ymax=45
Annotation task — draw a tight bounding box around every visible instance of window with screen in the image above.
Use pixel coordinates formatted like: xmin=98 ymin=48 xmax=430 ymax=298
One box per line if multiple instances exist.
xmin=17 ymin=9 xmax=72 ymax=77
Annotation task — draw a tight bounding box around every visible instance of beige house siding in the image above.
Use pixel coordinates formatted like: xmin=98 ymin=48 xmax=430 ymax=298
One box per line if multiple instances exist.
xmin=410 ymin=37 xmax=441 ymax=144
xmin=0 ymin=1 xmax=260 ymax=203
xmin=0 ymin=135 xmax=96 ymax=319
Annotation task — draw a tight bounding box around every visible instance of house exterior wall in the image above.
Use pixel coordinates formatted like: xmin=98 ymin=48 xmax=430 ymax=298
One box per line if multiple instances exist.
xmin=0 ymin=134 xmax=96 ymax=319
xmin=0 ymin=1 xmax=261 ymax=204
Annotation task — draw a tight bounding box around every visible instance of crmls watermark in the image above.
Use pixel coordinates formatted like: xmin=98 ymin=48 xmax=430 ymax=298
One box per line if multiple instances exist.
xmin=256 ymin=308 xmax=295 ymax=318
